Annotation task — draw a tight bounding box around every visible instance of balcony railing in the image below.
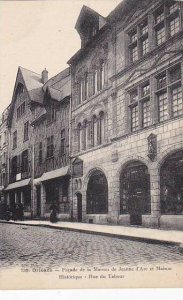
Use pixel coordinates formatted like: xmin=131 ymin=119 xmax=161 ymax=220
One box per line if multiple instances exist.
xmin=34 ymin=151 xmax=69 ymax=178
xmin=9 ymin=151 xmax=69 ymax=183
xmin=9 ymin=164 xmax=31 ymax=183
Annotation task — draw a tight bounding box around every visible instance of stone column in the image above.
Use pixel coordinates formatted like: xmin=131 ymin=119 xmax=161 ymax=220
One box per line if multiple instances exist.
xmin=81 ymin=189 xmax=87 ymax=222
xmin=107 ymin=161 xmax=119 ymax=224
xmin=40 ymin=183 xmax=46 ymax=218
xmin=15 ymin=192 xmax=18 ymax=204
xmin=150 ymin=164 xmax=161 ymax=227
xmin=21 ymin=191 xmax=24 ymax=205
xmin=6 ymin=193 xmax=10 ymax=206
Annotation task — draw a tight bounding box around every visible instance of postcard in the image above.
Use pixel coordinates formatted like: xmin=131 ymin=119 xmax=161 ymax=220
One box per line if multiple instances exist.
xmin=0 ymin=0 xmax=183 ymax=290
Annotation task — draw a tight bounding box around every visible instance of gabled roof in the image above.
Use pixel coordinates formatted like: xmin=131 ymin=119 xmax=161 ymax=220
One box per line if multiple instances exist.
xmin=20 ymin=67 xmax=44 ymax=104
xmin=20 ymin=67 xmax=43 ymax=91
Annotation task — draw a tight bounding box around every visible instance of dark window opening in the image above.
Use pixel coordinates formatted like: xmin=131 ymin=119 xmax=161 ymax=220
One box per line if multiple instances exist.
xmin=87 ymin=170 xmax=108 ymax=214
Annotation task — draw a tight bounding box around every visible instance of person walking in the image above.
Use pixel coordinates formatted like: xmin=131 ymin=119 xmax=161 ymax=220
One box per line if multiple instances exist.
xmin=49 ymin=204 xmax=58 ymax=223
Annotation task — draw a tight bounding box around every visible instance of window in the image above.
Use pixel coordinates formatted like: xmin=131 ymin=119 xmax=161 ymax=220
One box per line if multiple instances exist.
xmin=156 ymin=26 xmax=166 ymax=45
xmin=47 ymin=103 xmax=56 ymax=123
xmin=172 ymin=86 xmax=183 ymax=117
xmin=155 ymin=6 xmax=164 ymax=24
xmin=131 ymin=105 xmax=139 ymax=132
xmin=11 ymin=156 xmax=17 ymax=176
xmin=158 ymin=91 xmax=168 ymax=122
xmin=142 ymin=38 xmax=149 ymax=56
xmin=21 ymin=150 xmax=29 ymax=173
xmin=91 ymin=115 xmax=97 ymax=147
xmin=120 ymin=162 xmax=151 ymax=216
xmin=160 ymin=150 xmax=183 ymax=214
xmin=84 ymin=73 xmax=88 ymax=100
xmin=129 ymin=81 xmax=151 ymax=132
xmin=61 ymin=129 xmax=66 ymax=155
xmin=157 ymin=72 xmax=167 ymax=89
xmin=82 ymin=120 xmax=87 ymax=150
xmin=170 ymin=16 xmax=180 ymax=36
xmin=47 ymin=136 xmax=54 ymax=158
xmin=16 ymin=83 xmax=24 ymax=100
xmin=156 ymin=64 xmax=182 ymax=122
xmin=78 ymin=79 xmax=84 ymax=104
xmin=129 ymin=18 xmax=149 ymax=63
xmin=77 ymin=123 xmax=82 ymax=152
xmin=93 ymin=69 xmax=98 ymax=95
xmin=87 ymin=170 xmax=108 ymax=214
xmin=24 ymin=121 xmax=29 ymax=141
xmin=130 ymin=44 xmax=138 ymax=62
xmin=142 ymin=100 xmax=151 ymax=128
xmin=17 ymin=102 xmax=25 ymax=119
xmin=13 ymin=130 xmax=17 ymax=149
xmin=97 ymin=112 xmax=105 ymax=145
xmin=154 ymin=1 xmax=181 ymax=46
xmin=142 ymin=82 xmax=150 ymax=97
xmin=59 ymin=182 xmax=69 ymax=214
xmin=168 ymin=1 xmax=179 ymax=15
xmin=38 ymin=142 xmax=43 ymax=165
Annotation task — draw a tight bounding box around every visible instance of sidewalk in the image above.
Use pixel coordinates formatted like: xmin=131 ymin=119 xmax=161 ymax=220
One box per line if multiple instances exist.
xmin=1 ymin=219 xmax=183 ymax=246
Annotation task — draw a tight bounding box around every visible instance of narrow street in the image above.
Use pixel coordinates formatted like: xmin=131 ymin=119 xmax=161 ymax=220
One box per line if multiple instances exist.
xmin=0 ymin=223 xmax=182 ymax=269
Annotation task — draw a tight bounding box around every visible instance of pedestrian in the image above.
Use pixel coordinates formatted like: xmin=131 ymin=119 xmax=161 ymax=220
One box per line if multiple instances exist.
xmin=12 ymin=202 xmax=17 ymax=221
xmin=5 ymin=205 xmax=11 ymax=221
xmin=17 ymin=202 xmax=24 ymax=221
xmin=49 ymin=204 xmax=58 ymax=223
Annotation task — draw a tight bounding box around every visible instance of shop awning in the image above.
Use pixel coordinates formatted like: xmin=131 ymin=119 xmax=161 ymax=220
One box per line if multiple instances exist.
xmin=40 ymin=166 xmax=70 ymax=182
xmin=4 ymin=178 xmax=31 ymax=191
xmin=0 ymin=186 xmax=4 ymax=191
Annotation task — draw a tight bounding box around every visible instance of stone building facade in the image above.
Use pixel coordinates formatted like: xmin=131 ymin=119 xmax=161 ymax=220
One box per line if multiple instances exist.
xmin=0 ymin=106 xmax=10 ymax=202
xmin=69 ymin=0 xmax=183 ymax=230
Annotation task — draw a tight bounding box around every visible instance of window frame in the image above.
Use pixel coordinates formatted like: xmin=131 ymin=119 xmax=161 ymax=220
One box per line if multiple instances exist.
xmin=12 ymin=130 xmax=17 ymax=149
xmin=23 ymin=121 xmax=29 ymax=141
xmin=155 ymin=63 xmax=182 ymax=122
xmin=46 ymin=135 xmax=54 ymax=158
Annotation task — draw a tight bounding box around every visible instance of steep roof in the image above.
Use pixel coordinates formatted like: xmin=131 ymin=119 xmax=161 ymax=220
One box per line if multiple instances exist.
xmin=43 ymin=67 xmax=71 ymax=103
xmin=43 ymin=67 xmax=70 ymax=91
xmin=19 ymin=67 xmax=44 ymax=104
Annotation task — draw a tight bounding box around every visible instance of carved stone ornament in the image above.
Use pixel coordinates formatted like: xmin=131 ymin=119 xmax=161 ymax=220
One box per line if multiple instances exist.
xmin=111 ymin=90 xmax=117 ymax=99
xmin=111 ymin=150 xmax=118 ymax=163
xmin=147 ymin=133 xmax=157 ymax=161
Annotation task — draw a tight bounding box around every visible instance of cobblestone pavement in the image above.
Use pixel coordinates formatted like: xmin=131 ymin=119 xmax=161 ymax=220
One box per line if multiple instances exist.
xmin=0 ymin=223 xmax=183 ymax=269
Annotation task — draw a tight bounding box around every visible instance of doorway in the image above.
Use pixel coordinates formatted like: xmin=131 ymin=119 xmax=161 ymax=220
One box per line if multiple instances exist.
xmin=77 ymin=193 xmax=82 ymax=222
xmin=36 ymin=186 xmax=41 ymax=217
xmin=120 ymin=161 xmax=151 ymax=226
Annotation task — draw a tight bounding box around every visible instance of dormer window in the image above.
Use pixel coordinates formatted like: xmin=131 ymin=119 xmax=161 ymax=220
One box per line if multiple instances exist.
xmin=75 ymin=6 xmax=106 ymax=48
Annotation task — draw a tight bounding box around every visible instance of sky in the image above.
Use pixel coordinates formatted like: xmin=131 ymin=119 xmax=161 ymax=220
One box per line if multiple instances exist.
xmin=0 ymin=0 xmax=122 ymax=114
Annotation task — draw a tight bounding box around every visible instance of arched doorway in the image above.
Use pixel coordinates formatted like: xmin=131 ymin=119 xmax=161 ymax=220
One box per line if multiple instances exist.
xmin=76 ymin=193 xmax=82 ymax=222
xmin=86 ymin=170 xmax=108 ymax=214
xmin=120 ymin=161 xmax=151 ymax=225
xmin=160 ymin=150 xmax=183 ymax=214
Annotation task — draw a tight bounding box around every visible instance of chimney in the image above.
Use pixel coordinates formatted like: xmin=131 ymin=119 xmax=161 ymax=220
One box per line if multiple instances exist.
xmin=42 ymin=68 xmax=48 ymax=84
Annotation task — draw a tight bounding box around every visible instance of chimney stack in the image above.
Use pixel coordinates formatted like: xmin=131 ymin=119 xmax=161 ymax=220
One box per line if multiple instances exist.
xmin=42 ymin=68 xmax=48 ymax=84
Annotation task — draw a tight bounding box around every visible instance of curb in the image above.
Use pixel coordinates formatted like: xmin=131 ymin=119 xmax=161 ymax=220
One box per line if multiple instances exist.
xmin=0 ymin=220 xmax=181 ymax=248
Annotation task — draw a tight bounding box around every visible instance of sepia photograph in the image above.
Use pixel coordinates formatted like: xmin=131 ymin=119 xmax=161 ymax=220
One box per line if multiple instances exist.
xmin=0 ymin=0 xmax=183 ymax=290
